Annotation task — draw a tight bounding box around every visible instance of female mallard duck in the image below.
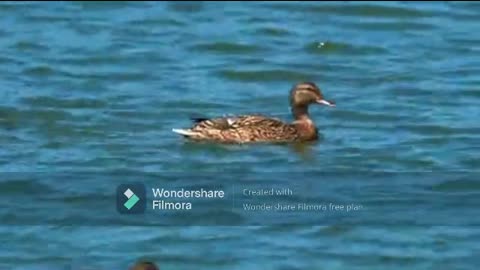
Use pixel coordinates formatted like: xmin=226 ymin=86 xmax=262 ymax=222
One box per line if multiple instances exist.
xmin=172 ymin=82 xmax=335 ymax=144
xmin=130 ymin=261 xmax=159 ymax=270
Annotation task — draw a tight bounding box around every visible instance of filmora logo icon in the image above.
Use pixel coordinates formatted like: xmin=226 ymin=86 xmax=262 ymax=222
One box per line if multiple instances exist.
xmin=117 ymin=183 xmax=146 ymax=214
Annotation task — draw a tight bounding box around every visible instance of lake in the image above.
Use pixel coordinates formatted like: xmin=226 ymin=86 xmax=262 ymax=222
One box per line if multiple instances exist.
xmin=1 ymin=1 xmax=479 ymax=270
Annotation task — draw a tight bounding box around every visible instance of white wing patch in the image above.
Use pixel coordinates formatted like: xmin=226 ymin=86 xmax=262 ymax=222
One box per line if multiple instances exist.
xmin=226 ymin=118 xmax=235 ymax=126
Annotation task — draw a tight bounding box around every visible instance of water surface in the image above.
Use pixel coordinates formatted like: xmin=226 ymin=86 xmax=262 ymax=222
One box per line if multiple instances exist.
xmin=1 ymin=1 xmax=479 ymax=270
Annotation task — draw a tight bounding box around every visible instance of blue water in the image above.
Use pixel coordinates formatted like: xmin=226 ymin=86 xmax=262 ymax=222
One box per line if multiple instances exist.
xmin=1 ymin=1 xmax=480 ymax=269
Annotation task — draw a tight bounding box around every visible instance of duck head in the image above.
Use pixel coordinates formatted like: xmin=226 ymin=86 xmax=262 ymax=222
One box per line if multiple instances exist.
xmin=290 ymin=82 xmax=335 ymax=120
xmin=130 ymin=261 xmax=159 ymax=270
xmin=290 ymin=82 xmax=335 ymax=107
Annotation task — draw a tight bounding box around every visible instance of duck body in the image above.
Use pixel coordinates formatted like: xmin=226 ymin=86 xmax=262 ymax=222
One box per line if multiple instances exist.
xmin=173 ymin=114 xmax=317 ymax=144
xmin=172 ymin=82 xmax=334 ymax=144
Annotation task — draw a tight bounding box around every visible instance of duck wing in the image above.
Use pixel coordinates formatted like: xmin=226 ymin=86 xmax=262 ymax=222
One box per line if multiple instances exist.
xmin=191 ymin=116 xmax=236 ymax=130
xmin=173 ymin=115 xmax=299 ymax=143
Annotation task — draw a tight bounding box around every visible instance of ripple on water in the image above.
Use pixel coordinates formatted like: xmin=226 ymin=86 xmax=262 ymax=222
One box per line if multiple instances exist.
xmin=53 ymin=55 xmax=129 ymax=66
xmin=389 ymin=87 xmax=436 ymax=98
xmin=74 ymin=1 xmax=140 ymax=10
xmin=265 ymin=2 xmax=436 ymax=18
xmin=9 ymin=108 xmax=72 ymax=124
xmin=305 ymin=41 xmax=389 ymax=56
xmin=21 ymin=14 xmax=72 ymax=24
xmin=329 ymin=109 xmax=411 ymax=124
xmin=216 ymin=69 xmax=318 ymax=82
xmin=0 ymin=106 xmax=20 ymax=128
xmin=12 ymin=41 xmax=50 ymax=52
xmin=129 ymin=17 xmax=186 ymax=27
xmin=399 ymin=124 xmax=480 ymax=136
xmin=344 ymin=21 xmax=437 ymax=32
xmin=1 ymin=1 xmax=480 ymax=269
xmin=168 ymin=209 xmax=246 ymax=226
xmin=190 ymin=42 xmax=265 ymax=55
xmin=460 ymin=157 xmax=480 ymax=169
xmin=430 ymin=179 xmax=480 ymax=193
xmin=317 ymin=225 xmax=354 ymax=236
xmin=20 ymin=96 xmax=108 ymax=109
xmin=255 ymin=27 xmax=292 ymax=37
xmin=21 ymin=64 xmax=153 ymax=82
xmin=0 ymin=106 xmax=108 ymax=141
xmin=23 ymin=66 xmax=56 ymax=77
xmin=397 ymin=137 xmax=459 ymax=148
xmin=167 ymin=1 xmax=204 ymax=13
xmin=0 ymin=178 xmax=55 ymax=194
xmin=160 ymin=100 xmax=239 ymax=111
xmin=0 ymin=1 xmax=40 ymax=11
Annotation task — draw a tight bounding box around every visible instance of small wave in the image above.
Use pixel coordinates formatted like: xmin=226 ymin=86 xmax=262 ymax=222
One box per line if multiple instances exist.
xmin=305 ymin=41 xmax=388 ymax=56
xmin=54 ymin=55 xmax=128 ymax=66
xmin=216 ymin=69 xmax=317 ymax=82
xmin=255 ymin=27 xmax=291 ymax=37
xmin=431 ymin=179 xmax=480 ymax=193
xmin=20 ymin=96 xmax=107 ymax=109
xmin=129 ymin=17 xmax=186 ymax=27
xmin=266 ymin=2 xmax=434 ymax=18
xmin=167 ymin=2 xmax=204 ymax=13
xmin=0 ymin=179 xmax=55 ymax=194
xmin=345 ymin=21 xmax=436 ymax=32
xmin=22 ymin=14 xmax=72 ymax=23
xmin=399 ymin=124 xmax=480 ymax=136
xmin=330 ymin=110 xmax=410 ymax=123
xmin=191 ymin=42 xmax=264 ymax=55
xmin=23 ymin=66 xmax=55 ymax=77
xmin=12 ymin=41 xmax=50 ymax=52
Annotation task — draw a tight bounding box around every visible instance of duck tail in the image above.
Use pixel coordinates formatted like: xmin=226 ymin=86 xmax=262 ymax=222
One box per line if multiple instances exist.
xmin=190 ymin=117 xmax=209 ymax=124
xmin=172 ymin=128 xmax=199 ymax=137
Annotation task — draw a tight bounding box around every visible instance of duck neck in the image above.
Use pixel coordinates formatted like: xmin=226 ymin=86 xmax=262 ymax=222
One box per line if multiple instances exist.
xmin=292 ymin=104 xmax=317 ymax=140
xmin=292 ymin=104 xmax=311 ymax=121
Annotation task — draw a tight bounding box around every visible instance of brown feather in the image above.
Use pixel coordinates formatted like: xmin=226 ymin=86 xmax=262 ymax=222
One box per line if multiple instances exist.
xmin=187 ymin=115 xmax=302 ymax=143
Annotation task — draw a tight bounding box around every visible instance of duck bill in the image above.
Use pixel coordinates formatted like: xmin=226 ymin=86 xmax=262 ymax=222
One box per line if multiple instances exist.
xmin=316 ymin=99 xmax=335 ymax=107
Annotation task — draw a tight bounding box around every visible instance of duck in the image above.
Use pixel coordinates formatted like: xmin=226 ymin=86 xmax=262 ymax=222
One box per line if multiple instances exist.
xmin=130 ymin=261 xmax=159 ymax=270
xmin=172 ymin=82 xmax=335 ymax=144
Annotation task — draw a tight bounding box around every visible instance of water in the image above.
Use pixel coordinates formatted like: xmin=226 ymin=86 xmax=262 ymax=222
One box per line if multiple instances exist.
xmin=1 ymin=1 xmax=480 ymax=269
